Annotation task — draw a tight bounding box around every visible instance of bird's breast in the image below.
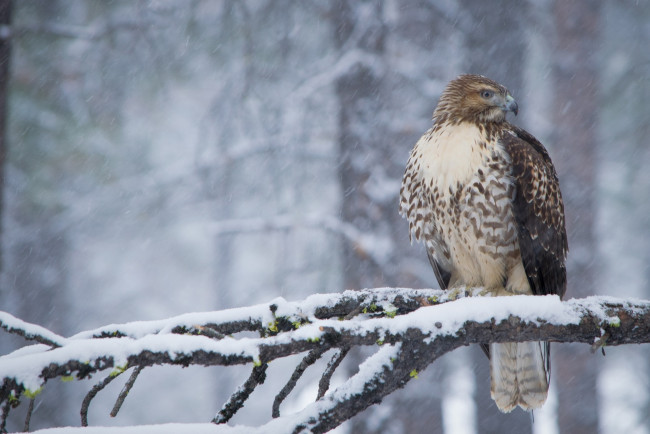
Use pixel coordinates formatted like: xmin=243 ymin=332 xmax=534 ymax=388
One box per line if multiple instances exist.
xmin=400 ymin=122 xmax=497 ymax=245
xmin=417 ymin=122 xmax=491 ymax=192
xmin=409 ymin=123 xmax=520 ymax=288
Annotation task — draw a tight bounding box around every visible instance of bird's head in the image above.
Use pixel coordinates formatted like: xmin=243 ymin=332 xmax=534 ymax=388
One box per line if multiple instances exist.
xmin=433 ymin=74 xmax=518 ymax=124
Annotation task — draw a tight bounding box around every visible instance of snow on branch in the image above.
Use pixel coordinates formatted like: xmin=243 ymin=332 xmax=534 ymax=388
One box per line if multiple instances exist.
xmin=0 ymin=311 xmax=66 ymax=348
xmin=1 ymin=289 xmax=650 ymax=433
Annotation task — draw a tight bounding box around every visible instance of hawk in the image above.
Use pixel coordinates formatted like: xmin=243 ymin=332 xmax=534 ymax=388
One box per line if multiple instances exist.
xmin=399 ymin=74 xmax=568 ymax=412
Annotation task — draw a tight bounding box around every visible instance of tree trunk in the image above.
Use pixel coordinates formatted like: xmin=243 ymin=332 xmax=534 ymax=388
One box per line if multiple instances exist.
xmin=332 ymin=2 xmax=446 ymax=432
xmin=333 ymin=0 xmax=388 ymax=291
xmin=597 ymin=2 xmax=650 ymax=431
xmin=0 ymin=2 xmax=72 ymax=430
xmin=0 ymin=0 xmax=11 ymax=274
xmin=551 ymin=1 xmax=601 ymax=433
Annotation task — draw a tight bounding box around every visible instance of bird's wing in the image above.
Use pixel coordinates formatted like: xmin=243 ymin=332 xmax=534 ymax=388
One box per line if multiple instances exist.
xmin=500 ymin=125 xmax=568 ymax=299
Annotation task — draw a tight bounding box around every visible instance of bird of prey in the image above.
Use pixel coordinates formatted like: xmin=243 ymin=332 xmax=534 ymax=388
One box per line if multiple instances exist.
xmin=399 ymin=74 xmax=568 ymax=412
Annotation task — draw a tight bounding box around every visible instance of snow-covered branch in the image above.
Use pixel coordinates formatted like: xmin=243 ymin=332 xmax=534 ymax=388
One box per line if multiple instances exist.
xmin=1 ymin=290 xmax=649 ymax=433
xmin=0 ymin=311 xmax=66 ymax=348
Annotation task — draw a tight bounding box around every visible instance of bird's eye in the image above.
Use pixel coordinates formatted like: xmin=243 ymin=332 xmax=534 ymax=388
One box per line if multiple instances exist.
xmin=481 ymin=90 xmax=494 ymax=99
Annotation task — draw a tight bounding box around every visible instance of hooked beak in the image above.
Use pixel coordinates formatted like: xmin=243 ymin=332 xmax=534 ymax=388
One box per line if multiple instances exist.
xmin=503 ymin=94 xmax=518 ymax=116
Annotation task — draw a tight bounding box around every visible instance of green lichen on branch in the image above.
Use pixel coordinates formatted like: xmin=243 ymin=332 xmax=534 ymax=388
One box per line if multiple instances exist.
xmin=7 ymin=391 xmax=19 ymax=406
xmin=267 ymin=321 xmax=279 ymax=333
xmin=383 ymin=303 xmax=398 ymax=318
xmin=23 ymin=387 xmax=43 ymax=400
xmin=109 ymin=364 xmax=128 ymax=378
xmin=362 ymin=303 xmax=379 ymax=314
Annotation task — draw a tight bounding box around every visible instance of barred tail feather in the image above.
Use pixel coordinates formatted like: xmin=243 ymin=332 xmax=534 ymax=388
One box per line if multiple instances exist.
xmin=490 ymin=342 xmax=549 ymax=413
xmin=516 ymin=341 xmax=549 ymax=409
xmin=490 ymin=342 xmax=519 ymax=412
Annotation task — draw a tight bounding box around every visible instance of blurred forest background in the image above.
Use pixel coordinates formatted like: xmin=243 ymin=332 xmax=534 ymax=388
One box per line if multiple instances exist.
xmin=1 ymin=1 xmax=649 ymax=433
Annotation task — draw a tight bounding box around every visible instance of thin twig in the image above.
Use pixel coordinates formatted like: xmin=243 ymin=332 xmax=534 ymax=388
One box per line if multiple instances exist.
xmin=317 ymin=346 xmax=350 ymax=400
xmin=591 ymin=331 xmax=609 ymax=354
xmin=212 ymin=363 xmax=268 ymax=424
xmin=1 ymin=395 xmax=10 ymax=433
xmin=80 ymin=371 xmax=122 ymax=426
xmin=110 ymin=366 xmax=144 ymax=418
xmin=272 ymin=346 xmax=330 ymax=418
xmin=22 ymin=398 xmax=34 ymax=432
xmin=343 ymin=306 xmax=363 ymax=320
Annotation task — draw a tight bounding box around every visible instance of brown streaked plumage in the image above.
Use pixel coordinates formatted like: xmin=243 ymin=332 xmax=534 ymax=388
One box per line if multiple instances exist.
xmin=399 ymin=74 xmax=567 ymax=413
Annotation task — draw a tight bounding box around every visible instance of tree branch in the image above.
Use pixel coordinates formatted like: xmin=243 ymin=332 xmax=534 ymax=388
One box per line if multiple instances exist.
xmin=317 ymin=346 xmax=349 ymax=400
xmin=0 ymin=311 xmax=65 ymax=347
xmin=1 ymin=292 xmax=649 ymax=432
xmin=272 ymin=346 xmax=330 ymax=418
xmin=110 ymin=365 xmax=144 ymax=418
xmin=81 ymin=371 xmax=122 ymax=426
xmin=209 ymin=214 xmax=393 ymax=266
xmin=213 ymin=363 xmax=269 ymax=425
xmin=22 ymin=398 xmax=34 ymax=432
